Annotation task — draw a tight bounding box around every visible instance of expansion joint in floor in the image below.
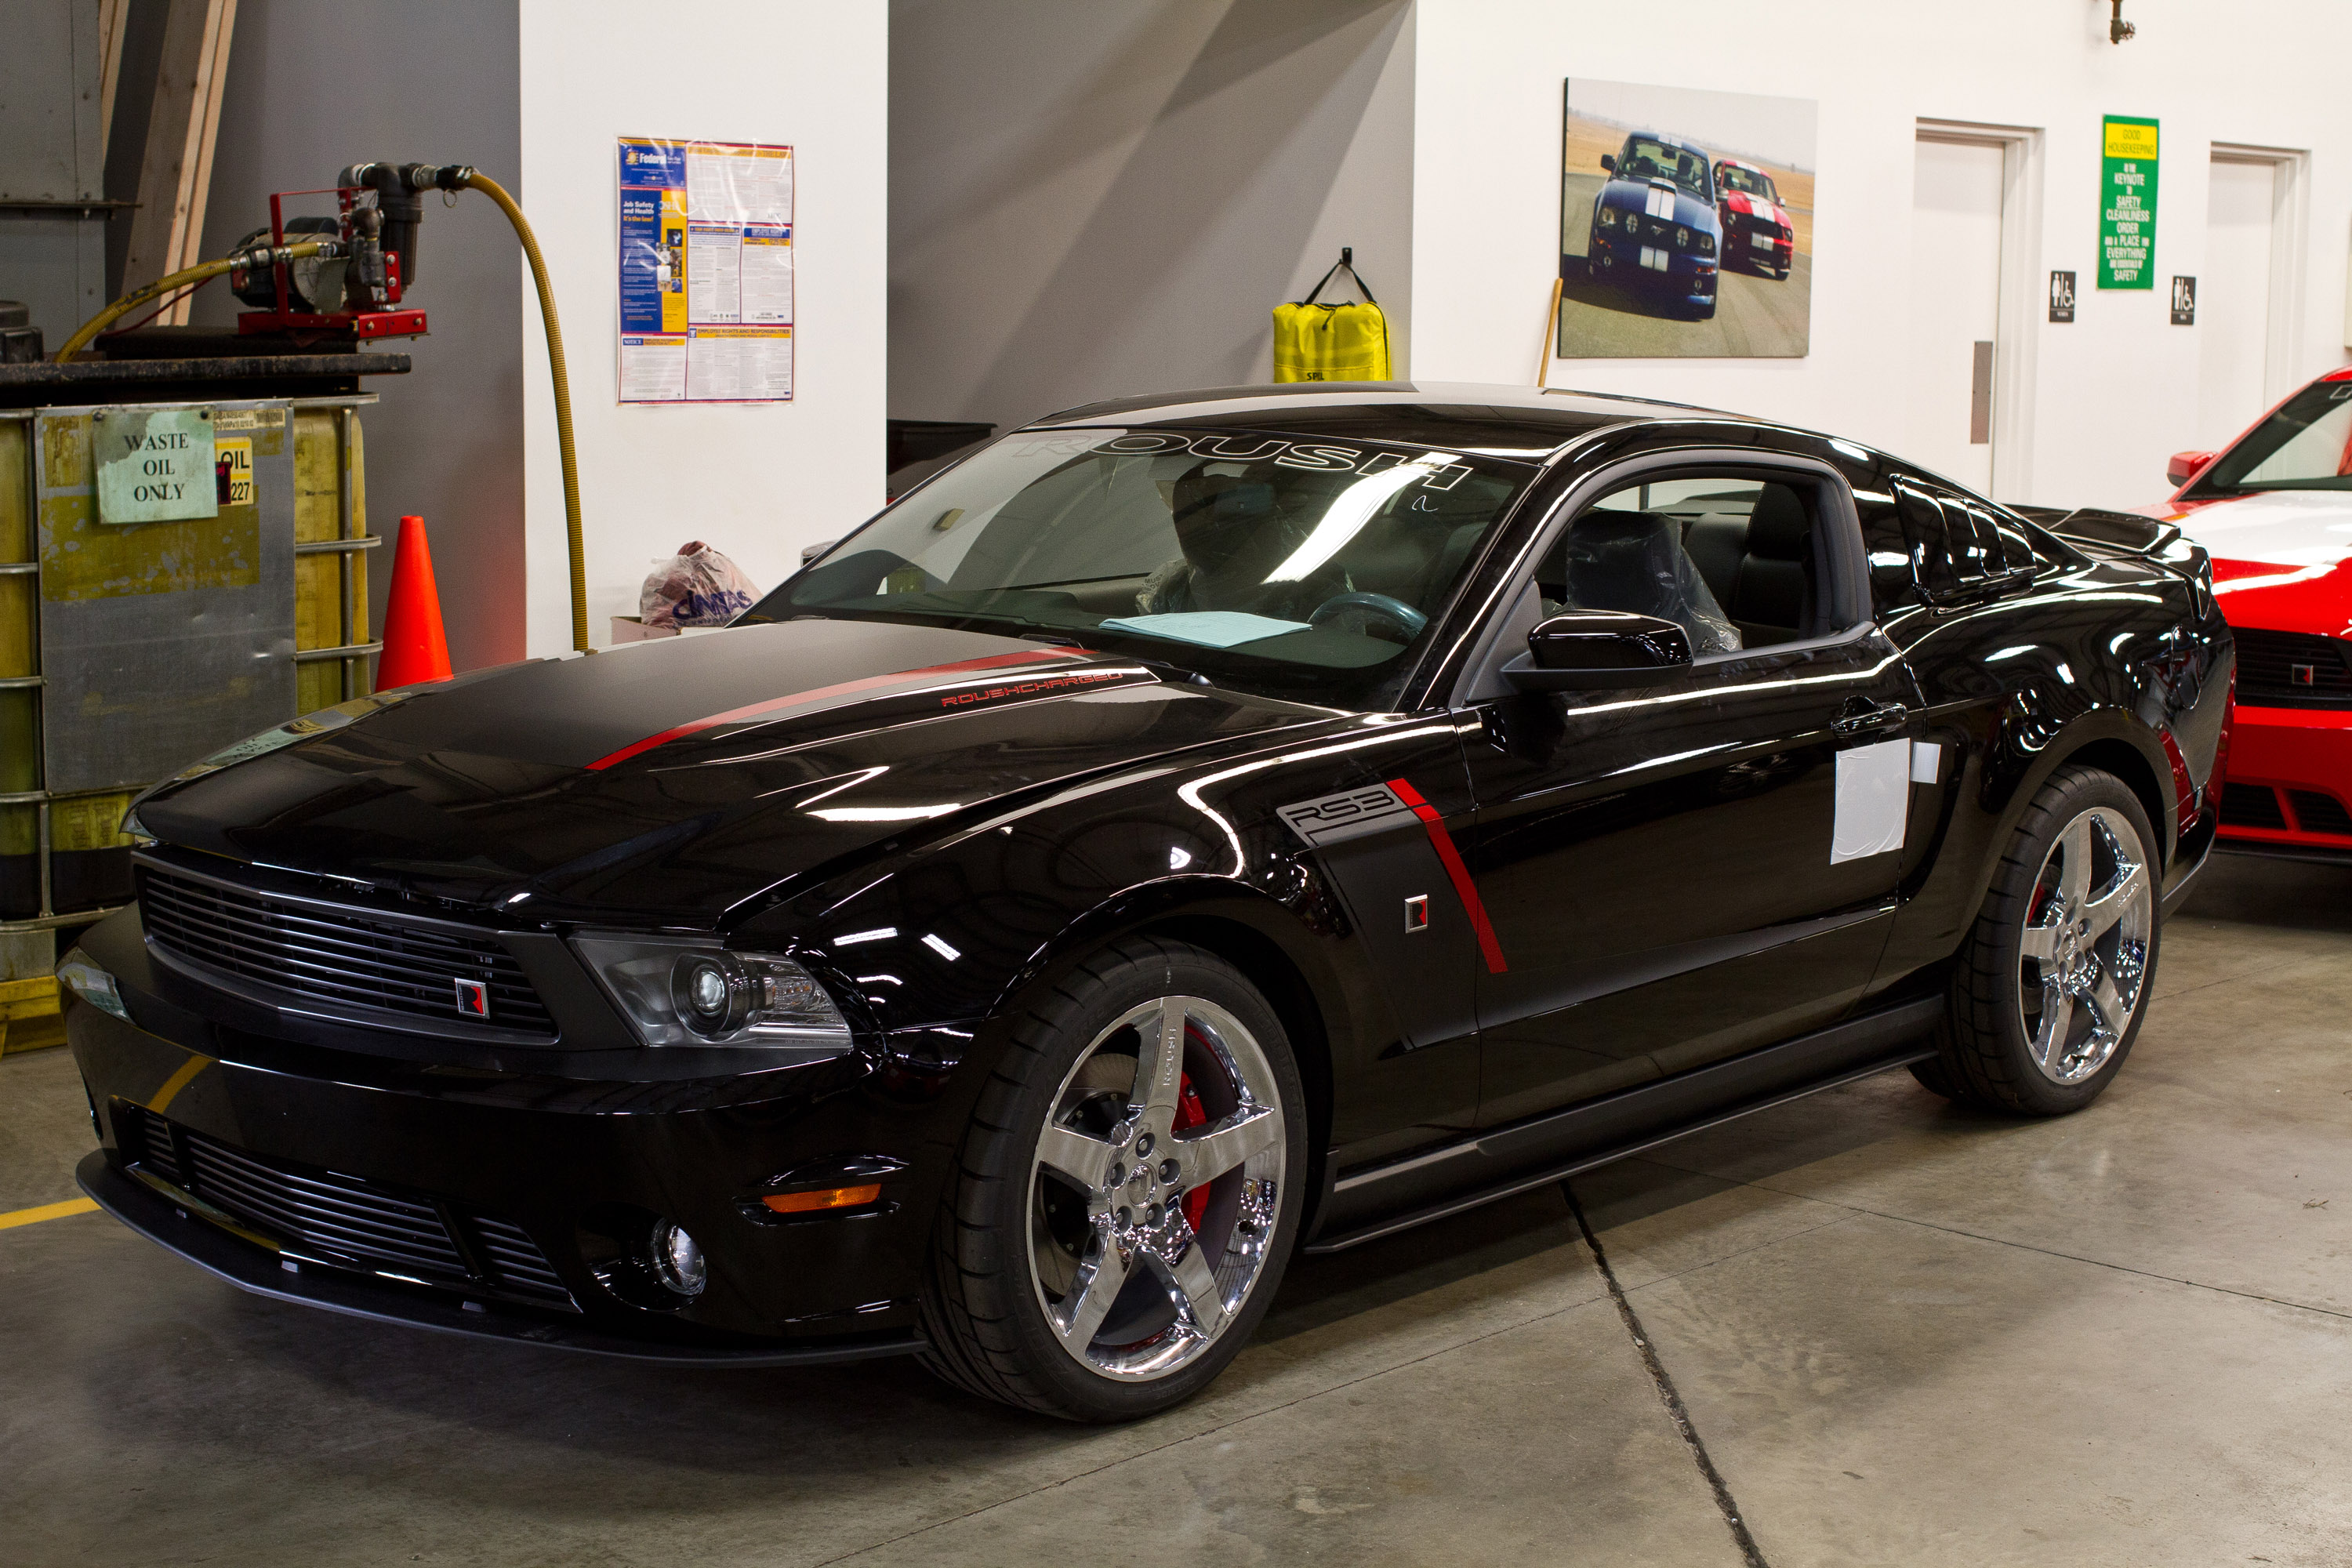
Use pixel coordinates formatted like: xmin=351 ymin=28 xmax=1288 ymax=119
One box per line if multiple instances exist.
xmin=1567 ymin=1185 xmax=1771 ymax=1568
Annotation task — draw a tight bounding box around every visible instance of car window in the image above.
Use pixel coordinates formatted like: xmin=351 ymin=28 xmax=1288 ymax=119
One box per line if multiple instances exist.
xmin=750 ymin=428 xmax=1538 ymax=708
xmin=2191 ymin=380 xmax=2352 ymax=493
xmin=1535 ymin=474 xmax=1845 ymax=655
xmin=1718 ymin=165 xmax=1776 ymax=201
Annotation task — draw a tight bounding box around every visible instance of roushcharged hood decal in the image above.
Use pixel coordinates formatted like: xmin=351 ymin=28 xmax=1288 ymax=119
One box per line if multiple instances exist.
xmin=136 ymin=619 xmax=1327 ymax=919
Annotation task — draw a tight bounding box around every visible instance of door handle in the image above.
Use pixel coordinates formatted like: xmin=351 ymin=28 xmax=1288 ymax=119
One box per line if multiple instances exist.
xmin=1833 ymin=701 xmax=1911 ymax=738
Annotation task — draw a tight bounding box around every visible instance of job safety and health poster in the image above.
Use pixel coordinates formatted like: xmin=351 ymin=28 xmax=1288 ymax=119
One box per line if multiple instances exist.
xmin=617 ymin=137 xmax=794 ymax=402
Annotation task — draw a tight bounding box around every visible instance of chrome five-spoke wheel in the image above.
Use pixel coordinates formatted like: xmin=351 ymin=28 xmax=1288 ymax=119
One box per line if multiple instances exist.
xmin=1029 ymin=995 xmax=1285 ymax=1381
xmin=2016 ymin=804 xmax=2152 ymax=1084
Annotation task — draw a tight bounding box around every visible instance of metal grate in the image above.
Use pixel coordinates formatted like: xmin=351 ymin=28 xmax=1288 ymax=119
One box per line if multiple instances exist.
xmin=2232 ymin=627 xmax=2352 ymax=706
xmin=121 ymin=1107 xmax=574 ymax=1308
xmin=2222 ymin=782 xmax=2288 ymax=832
xmin=2289 ymin=790 xmax=2352 ymax=838
xmin=140 ymin=866 xmax=554 ymax=1037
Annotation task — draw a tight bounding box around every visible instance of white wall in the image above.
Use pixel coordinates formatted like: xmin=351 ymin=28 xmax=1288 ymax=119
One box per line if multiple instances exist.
xmin=517 ymin=0 xmax=887 ymax=655
xmin=889 ymin=0 xmax=1414 ymax=445
xmin=1410 ymin=0 xmax=2352 ymax=511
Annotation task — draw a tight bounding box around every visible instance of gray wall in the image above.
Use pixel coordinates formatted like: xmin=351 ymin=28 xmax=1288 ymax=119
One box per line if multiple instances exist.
xmin=888 ymin=0 xmax=1414 ymax=441
xmin=189 ymin=0 xmax=524 ymax=672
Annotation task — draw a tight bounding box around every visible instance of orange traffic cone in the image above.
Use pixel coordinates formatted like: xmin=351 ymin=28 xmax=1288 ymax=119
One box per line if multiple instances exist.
xmin=376 ymin=514 xmax=453 ymax=689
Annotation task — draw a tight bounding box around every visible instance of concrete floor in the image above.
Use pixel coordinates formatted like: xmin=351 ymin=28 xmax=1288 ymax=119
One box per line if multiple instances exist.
xmin=3 ymin=854 xmax=2348 ymax=1566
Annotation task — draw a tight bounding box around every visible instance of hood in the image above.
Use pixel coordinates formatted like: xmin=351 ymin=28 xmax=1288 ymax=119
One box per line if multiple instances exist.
xmin=137 ymin=619 xmax=1330 ymax=923
xmin=2156 ymin=489 xmax=2352 ymax=638
xmin=1722 ymin=190 xmax=1788 ymax=228
xmin=1604 ymin=177 xmax=1717 ymax=232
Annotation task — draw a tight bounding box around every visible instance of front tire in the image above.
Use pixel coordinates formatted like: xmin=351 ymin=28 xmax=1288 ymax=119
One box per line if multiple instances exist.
xmin=1920 ymin=765 xmax=2161 ymax=1115
xmin=918 ymin=936 xmax=1307 ymax=1421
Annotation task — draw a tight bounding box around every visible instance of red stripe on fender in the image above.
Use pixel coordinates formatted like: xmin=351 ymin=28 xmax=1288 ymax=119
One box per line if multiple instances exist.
xmin=1386 ymin=776 xmax=1507 ymax=975
xmin=583 ymin=649 xmax=1067 ymax=771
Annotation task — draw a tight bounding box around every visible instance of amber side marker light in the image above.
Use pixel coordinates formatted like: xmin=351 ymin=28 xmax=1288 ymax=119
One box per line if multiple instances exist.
xmin=762 ymin=1184 xmax=882 ymax=1215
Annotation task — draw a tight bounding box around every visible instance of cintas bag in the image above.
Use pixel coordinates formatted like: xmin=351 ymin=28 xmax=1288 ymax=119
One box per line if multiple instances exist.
xmin=641 ymin=541 xmax=760 ymax=629
xmin=1272 ymin=249 xmax=1392 ymax=383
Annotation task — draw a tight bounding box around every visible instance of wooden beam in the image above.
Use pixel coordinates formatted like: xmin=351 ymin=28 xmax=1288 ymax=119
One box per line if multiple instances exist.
xmin=96 ymin=0 xmax=129 ymax=163
xmin=120 ymin=0 xmax=238 ymax=326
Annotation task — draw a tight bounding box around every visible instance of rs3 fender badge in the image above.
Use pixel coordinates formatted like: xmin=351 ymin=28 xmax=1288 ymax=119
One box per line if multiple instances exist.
xmin=1276 ymin=782 xmax=1416 ymax=848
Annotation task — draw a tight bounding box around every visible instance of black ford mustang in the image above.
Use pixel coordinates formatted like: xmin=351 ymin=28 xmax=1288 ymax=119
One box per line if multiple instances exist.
xmin=64 ymin=383 xmax=2230 ymax=1421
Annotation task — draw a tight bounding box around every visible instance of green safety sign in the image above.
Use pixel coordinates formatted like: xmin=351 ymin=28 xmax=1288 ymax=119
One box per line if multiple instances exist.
xmin=2099 ymin=115 xmax=2158 ymax=290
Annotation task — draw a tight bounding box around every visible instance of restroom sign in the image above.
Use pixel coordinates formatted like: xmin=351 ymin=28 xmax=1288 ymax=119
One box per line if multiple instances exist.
xmin=94 ymin=406 xmax=219 ymax=524
xmin=2098 ymin=115 xmax=2159 ymax=290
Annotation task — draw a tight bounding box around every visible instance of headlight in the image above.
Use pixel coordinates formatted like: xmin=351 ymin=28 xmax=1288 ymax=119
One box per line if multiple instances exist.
xmin=1675 ymin=225 xmax=1689 ymax=248
xmin=1598 ymin=206 xmax=1618 ymax=228
xmin=572 ymin=935 xmax=850 ymax=1047
xmin=1698 ymin=231 xmax=1715 ymax=256
xmin=56 ymin=949 xmax=130 ymax=1022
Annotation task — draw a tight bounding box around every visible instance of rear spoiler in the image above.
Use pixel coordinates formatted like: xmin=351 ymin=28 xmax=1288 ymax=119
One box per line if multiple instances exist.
xmin=2010 ymin=504 xmax=2182 ymax=557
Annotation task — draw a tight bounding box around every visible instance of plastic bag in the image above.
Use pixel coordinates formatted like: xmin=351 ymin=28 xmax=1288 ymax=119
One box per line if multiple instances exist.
xmin=641 ymin=541 xmax=760 ymax=629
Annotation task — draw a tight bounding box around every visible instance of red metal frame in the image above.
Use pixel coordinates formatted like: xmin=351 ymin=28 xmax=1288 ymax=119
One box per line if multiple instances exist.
xmin=235 ymin=185 xmax=429 ymax=342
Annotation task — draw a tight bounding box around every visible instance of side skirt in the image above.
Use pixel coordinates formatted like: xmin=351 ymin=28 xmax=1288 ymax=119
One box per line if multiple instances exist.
xmin=1304 ymin=997 xmax=1941 ymax=1255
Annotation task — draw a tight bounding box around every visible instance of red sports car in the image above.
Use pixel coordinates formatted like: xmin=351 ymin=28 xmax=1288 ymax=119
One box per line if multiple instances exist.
xmin=1713 ymin=158 xmax=1793 ymax=279
xmin=2157 ymin=367 xmax=2352 ymax=862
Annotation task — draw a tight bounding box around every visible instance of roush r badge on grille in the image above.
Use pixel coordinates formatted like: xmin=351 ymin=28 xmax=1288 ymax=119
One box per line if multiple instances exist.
xmin=454 ymin=978 xmax=490 ymax=1018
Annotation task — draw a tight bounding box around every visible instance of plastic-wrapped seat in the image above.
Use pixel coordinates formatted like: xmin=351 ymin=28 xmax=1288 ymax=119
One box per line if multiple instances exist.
xmin=1558 ymin=510 xmax=1740 ymax=655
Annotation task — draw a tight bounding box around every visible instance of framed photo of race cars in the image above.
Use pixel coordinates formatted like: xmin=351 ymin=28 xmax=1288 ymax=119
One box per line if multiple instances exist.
xmin=1559 ymin=78 xmax=1818 ymax=359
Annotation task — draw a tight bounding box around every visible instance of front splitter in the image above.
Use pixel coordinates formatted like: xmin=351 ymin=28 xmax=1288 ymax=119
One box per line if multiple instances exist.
xmin=77 ymin=1152 xmax=924 ymax=1368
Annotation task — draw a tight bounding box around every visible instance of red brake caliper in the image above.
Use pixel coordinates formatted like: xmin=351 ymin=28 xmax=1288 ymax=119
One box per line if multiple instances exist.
xmin=1171 ymin=1073 xmax=1210 ymax=1230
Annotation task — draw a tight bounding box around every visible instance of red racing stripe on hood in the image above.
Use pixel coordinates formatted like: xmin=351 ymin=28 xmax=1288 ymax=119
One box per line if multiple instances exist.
xmin=583 ymin=648 xmax=1071 ymax=771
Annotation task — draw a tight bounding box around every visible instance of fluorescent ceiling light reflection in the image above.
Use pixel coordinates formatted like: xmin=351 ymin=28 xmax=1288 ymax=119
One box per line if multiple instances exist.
xmin=835 ymin=927 xmax=898 ymax=946
xmin=1265 ymin=456 xmax=1446 ymax=583
xmin=807 ymin=804 xmax=961 ymax=822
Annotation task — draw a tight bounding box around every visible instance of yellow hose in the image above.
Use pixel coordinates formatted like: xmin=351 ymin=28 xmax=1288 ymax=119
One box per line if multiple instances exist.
xmin=462 ymin=172 xmax=591 ymax=654
xmin=52 ymin=242 xmax=329 ymax=362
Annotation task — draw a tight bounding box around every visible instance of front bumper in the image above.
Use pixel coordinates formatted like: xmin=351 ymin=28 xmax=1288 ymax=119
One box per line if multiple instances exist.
xmin=2215 ymin=702 xmax=2352 ymax=858
xmin=1590 ymin=232 xmax=1719 ymax=296
xmin=78 ymin=1152 xmax=920 ymax=1366
xmin=66 ymin=904 xmax=986 ymax=1357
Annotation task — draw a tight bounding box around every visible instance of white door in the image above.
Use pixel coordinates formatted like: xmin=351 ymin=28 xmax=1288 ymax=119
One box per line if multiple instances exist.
xmin=1907 ymin=139 xmax=2006 ymax=494
xmin=2198 ymin=157 xmax=2278 ymax=450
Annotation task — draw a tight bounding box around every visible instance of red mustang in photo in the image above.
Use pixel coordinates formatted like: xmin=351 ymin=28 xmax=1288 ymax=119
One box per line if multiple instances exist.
xmin=1713 ymin=158 xmax=1793 ymax=279
xmin=2157 ymin=367 xmax=2352 ymax=862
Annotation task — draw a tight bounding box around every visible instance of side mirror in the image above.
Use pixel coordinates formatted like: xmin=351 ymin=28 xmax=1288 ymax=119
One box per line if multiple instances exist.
xmin=1599 ymin=154 xmax=1617 ymax=173
xmin=800 ymin=538 xmax=837 ymax=564
xmin=2165 ymin=451 xmax=2214 ymax=488
xmin=1505 ymin=612 xmax=1693 ymax=691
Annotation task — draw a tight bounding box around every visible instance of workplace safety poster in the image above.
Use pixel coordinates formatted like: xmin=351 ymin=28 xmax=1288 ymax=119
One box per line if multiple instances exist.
xmin=616 ymin=137 xmax=794 ymax=402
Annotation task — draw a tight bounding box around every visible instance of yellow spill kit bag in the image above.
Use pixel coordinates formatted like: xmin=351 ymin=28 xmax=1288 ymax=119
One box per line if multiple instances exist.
xmin=1272 ymin=251 xmax=1391 ymax=382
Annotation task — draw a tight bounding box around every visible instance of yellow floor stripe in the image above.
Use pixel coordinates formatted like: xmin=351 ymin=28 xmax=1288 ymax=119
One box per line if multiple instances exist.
xmin=0 ymin=1197 xmax=99 ymax=1231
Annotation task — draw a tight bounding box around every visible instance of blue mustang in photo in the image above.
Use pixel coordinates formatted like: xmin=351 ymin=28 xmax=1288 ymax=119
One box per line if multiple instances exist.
xmin=1585 ymin=130 xmax=1722 ymax=320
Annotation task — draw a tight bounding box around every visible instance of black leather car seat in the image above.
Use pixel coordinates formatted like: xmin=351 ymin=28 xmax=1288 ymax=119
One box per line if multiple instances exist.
xmin=1680 ymin=483 xmax=1817 ymax=647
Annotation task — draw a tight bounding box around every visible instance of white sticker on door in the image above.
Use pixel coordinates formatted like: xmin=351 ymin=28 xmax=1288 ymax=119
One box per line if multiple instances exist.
xmin=1832 ymin=739 xmax=1911 ymax=863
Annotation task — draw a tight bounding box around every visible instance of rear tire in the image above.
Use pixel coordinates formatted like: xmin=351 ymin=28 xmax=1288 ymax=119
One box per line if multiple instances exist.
xmin=918 ymin=936 xmax=1307 ymax=1421
xmin=1919 ymin=766 xmax=2161 ymax=1115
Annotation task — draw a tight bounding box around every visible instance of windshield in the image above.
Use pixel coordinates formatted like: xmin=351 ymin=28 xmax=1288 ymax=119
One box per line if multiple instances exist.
xmin=1718 ymin=165 xmax=1777 ymax=201
xmin=1617 ymin=138 xmax=1712 ymax=200
xmin=2192 ymin=380 xmax=2352 ymax=494
xmin=745 ymin=427 xmax=1535 ymax=707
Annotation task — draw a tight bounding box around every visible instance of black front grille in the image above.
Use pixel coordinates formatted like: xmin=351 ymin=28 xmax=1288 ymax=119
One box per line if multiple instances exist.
xmin=2233 ymin=627 xmax=2352 ymax=706
xmin=140 ymin=866 xmax=554 ymax=1038
xmin=2289 ymin=790 xmax=2352 ymax=838
xmin=122 ymin=1108 xmax=574 ymax=1308
xmin=2223 ymin=782 xmax=2289 ymax=831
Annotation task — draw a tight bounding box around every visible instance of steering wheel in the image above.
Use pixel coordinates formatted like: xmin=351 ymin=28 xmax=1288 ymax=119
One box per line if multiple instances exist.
xmin=1308 ymin=591 xmax=1428 ymax=641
